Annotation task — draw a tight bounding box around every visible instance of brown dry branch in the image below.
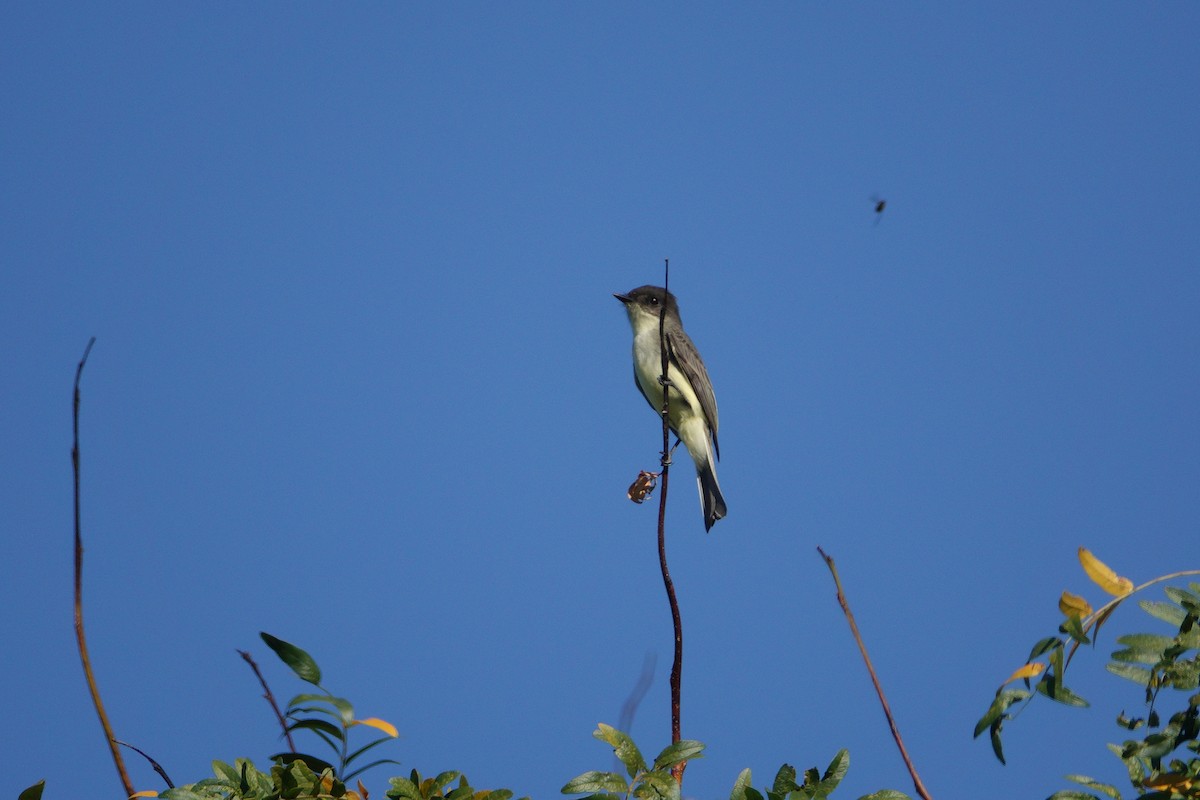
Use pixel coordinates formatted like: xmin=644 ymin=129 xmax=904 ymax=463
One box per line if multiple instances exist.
xmin=72 ymin=338 xmax=136 ymax=798
xmin=653 ymin=260 xmax=687 ymax=784
xmin=818 ymin=547 xmax=933 ymax=800
xmin=238 ymin=648 xmax=298 ymax=752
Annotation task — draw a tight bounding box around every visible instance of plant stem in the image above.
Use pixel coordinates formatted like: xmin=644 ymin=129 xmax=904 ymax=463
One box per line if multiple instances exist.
xmin=656 ymin=260 xmax=685 ymax=784
xmin=72 ymin=338 xmax=136 ymax=798
xmin=818 ymin=547 xmax=932 ymax=800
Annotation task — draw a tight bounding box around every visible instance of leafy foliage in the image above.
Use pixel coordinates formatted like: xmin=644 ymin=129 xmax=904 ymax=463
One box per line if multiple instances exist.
xmin=560 ymin=723 xmax=703 ymax=800
xmin=154 ymin=758 xmax=521 ymax=800
xmin=975 ymin=547 xmax=1200 ymax=800
xmin=562 ymin=726 xmax=909 ymax=800
xmin=260 ymin=632 xmax=401 ymax=782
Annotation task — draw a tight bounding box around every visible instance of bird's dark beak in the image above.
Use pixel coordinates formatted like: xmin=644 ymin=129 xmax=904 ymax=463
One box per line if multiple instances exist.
xmin=614 ymin=293 xmax=631 ymax=304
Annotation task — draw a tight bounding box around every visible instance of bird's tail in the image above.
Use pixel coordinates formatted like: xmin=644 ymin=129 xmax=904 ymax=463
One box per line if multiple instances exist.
xmin=697 ymin=460 xmax=727 ymax=532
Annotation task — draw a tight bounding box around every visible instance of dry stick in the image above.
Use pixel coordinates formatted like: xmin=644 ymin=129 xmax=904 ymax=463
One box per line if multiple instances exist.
xmin=654 ymin=259 xmax=686 ymax=784
xmin=238 ymin=649 xmax=297 ymax=752
xmin=817 ymin=547 xmax=933 ymax=800
xmin=72 ymin=337 xmax=136 ymax=798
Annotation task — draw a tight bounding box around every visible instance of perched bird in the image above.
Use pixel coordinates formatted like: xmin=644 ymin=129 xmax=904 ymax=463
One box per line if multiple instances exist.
xmin=614 ymin=285 xmax=727 ymax=531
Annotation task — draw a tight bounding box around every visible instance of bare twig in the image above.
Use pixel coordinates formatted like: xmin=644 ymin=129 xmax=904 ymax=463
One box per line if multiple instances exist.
xmin=654 ymin=259 xmax=686 ymax=784
xmin=114 ymin=739 xmax=175 ymax=788
xmin=239 ymin=648 xmax=297 ymax=751
xmin=72 ymin=338 xmax=136 ymax=798
xmin=817 ymin=547 xmax=932 ymax=800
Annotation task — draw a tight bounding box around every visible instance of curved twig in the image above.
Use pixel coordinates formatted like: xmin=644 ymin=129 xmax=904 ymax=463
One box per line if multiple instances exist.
xmin=72 ymin=338 xmax=135 ymax=797
xmin=114 ymin=739 xmax=174 ymax=788
xmin=655 ymin=261 xmax=686 ymax=783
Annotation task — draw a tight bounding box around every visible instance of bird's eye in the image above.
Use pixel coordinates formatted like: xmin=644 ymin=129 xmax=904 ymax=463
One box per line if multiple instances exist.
xmin=648 ymin=296 xmax=659 ymax=305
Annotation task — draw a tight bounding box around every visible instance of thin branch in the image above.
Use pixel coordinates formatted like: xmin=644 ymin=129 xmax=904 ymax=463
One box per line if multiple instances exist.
xmin=817 ymin=547 xmax=932 ymax=800
xmin=72 ymin=338 xmax=135 ymax=798
xmin=114 ymin=739 xmax=175 ymax=788
xmin=239 ymin=649 xmax=297 ymax=752
xmin=655 ymin=259 xmax=686 ymax=784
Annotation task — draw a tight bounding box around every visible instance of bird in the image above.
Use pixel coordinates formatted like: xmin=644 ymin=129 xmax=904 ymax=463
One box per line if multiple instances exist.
xmin=614 ymin=285 xmax=726 ymax=531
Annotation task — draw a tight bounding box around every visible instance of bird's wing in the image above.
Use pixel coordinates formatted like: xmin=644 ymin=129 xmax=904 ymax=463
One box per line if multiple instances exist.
xmin=666 ymin=327 xmax=720 ymax=460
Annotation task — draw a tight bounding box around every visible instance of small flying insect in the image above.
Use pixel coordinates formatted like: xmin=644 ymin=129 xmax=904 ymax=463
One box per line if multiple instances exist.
xmin=871 ymin=194 xmax=887 ymax=225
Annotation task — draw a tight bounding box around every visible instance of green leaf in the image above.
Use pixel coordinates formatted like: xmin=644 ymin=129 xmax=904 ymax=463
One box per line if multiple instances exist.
xmin=635 ymin=769 xmax=679 ymax=800
xmin=1115 ymin=711 xmax=1144 ymax=730
xmin=287 ymin=695 xmax=354 ymax=724
xmin=974 ymin=689 xmax=1029 ymax=737
xmin=1045 ymin=792 xmax=1103 ymax=800
xmin=211 ymin=760 xmax=240 ymax=784
xmin=1106 ymin=662 xmax=1154 ymax=686
xmin=653 ymin=739 xmax=705 ymax=770
xmin=856 ymin=792 xmax=912 ymax=800
xmin=1116 ymin=633 xmax=1176 ymax=653
xmin=235 ymin=758 xmax=273 ymax=794
xmin=261 ymin=632 xmax=322 ymax=685
xmin=770 ymin=764 xmax=798 ymax=794
xmin=1062 ymin=615 xmax=1090 ymax=645
xmin=1035 ymin=674 xmax=1089 ymax=707
xmin=562 ymin=771 xmax=630 ymax=795
xmin=821 ymin=749 xmax=849 ymax=787
xmin=185 ymin=778 xmax=240 ymax=798
xmin=1049 ymin=642 xmax=1067 ymax=694
xmin=1140 ymin=600 xmax=1188 ymax=626
xmin=18 ymin=781 xmax=45 ymax=800
xmin=346 ymin=734 xmax=401 ymax=767
xmin=287 ymin=717 xmax=344 ymax=739
xmin=990 ymin=715 xmax=1007 ymax=765
xmin=270 ymin=752 xmax=335 ymax=774
xmin=593 ymin=723 xmax=648 ymax=778
xmin=477 ymin=791 xmax=514 ymax=800
xmin=1165 ymin=586 xmax=1200 ymax=610
xmin=1062 ymin=774 xmax=1121 ymax=800
xmin=160 ymin=790 xmax=216 ymax=800
xmin=1029 ymin=636 xmax=1064 ymax=660
xmin=742 ymin=786 xmax=765 ymax=800
xmin=1109 ymin=648 xmax=1162 ymax=666
xmin=431 ymin=771 xmax=461 ymax=791
xmin=388 ymin=775 xmax=421 ymax=800
xmin=730 ymin=768 xmax=754 ymax=800
xmin=327 ymin=695 xmax=355 ymax=724
xmin=1106 ymin=742 xmax=1144 ymax=786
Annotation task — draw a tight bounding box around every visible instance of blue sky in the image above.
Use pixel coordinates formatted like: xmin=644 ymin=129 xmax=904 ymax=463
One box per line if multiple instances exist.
xmin=4 ymin=4 xmax=1199 ymax=799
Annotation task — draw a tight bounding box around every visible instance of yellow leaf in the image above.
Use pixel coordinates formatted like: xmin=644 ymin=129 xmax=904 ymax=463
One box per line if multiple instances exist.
xmin=130 ymin=793 xmax=159 ymax=799
xmin=1078 ymin=547 xmax=1133 ymax=597
xmin=351 ymin=717 xmax=399 ymax=737
xmin=1003 ymin=662 xmax=1045 ymax=685
xmin=1058 ymin=590 xmax=1093 ymax=618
